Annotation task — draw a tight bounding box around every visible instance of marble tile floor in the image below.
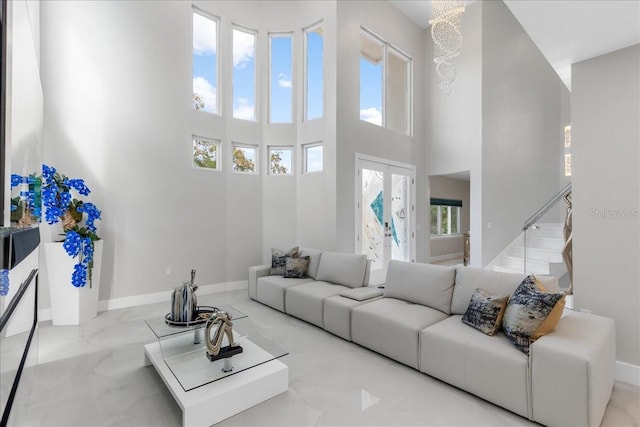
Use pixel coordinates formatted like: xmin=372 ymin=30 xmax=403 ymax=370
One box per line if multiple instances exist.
xmin=3 ymin=289 xmax=639 ymax=427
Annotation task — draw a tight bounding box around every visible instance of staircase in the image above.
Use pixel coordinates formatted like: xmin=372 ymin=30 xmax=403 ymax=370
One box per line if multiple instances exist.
xmin=487 ymin=223 xmax=567 ymax=278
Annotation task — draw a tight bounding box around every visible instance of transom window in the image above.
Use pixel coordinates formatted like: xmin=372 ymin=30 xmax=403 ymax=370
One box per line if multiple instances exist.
xmin=192 ymin=9 xmax=219 ymax=114
xmin=430 ymin=198 xmax=461 ymax=235
xmin=269 ymin=33 xmax=293 ymax=123
xmin=303 ymin=142 xmax=323 ymax=173
xmin=233 ymin=26 xmax=257 ymax=121
xmin=232 ymin=143 xmax=258 ymax=173
xmin=268 ymin=146 xmax=293 ymax=175
xmin=304 ymin=23 xmax=324 ymax=121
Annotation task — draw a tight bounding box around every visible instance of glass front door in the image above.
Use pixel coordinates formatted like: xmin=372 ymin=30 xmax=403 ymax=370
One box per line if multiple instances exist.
xmin=356 ymin=157 xmax=415 ymax=284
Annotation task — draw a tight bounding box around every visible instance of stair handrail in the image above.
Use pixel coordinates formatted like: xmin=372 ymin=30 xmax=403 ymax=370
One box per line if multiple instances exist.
xmin=522 ymin=182 xmax=572 ymax=231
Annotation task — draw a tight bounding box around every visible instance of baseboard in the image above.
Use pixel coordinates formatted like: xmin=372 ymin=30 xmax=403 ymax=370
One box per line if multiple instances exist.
xmin=616 ymin=361 xmax=640 ymax=387
xmin=37 ymin=281 xmax=248 ymax=322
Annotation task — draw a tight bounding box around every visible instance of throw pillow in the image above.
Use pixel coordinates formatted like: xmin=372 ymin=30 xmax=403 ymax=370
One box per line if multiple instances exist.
xmin=502 ymin=275 xmax=565 ymax=355
xmin=461 ymin=288 xmax=510 ymax=336
xmin=284 ymin=256 xmax=310 ymax=279
xmin=271 ymin=246 xmax=298 ymax=276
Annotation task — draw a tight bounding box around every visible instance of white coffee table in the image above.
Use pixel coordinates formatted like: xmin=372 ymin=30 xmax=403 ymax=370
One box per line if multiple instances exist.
xmin=144 ymin=306 xmax=288 ymax=426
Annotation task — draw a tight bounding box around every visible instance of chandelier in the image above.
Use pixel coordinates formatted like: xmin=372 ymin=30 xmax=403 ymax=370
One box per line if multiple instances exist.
xmin=429 ymin=0 xmax=466 ymax=96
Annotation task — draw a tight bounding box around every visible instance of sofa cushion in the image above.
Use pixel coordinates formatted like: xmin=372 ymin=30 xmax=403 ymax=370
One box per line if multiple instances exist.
xmin=315 ymin=252 xmax=367 ymax=288
xmin=283 ymin=256 xmax=310 ymax=279
xmin=270 ymin=246 xmax=299 ymax=275
xmin=383 ymin=260 xmax=456 ymax=315
xmin=351 ymin=298 xmax=448 ymax=369
xmin=298 ymin=247 xmax=323 ymax=279
xmin=420 ymin=315 xmax=530 ymax=418
xmin=255 ymin=275 xmax=313 ymax=312
xmin=461 ymin=288 xmax=509 ymax=336
xmin=339 ymin=287 xmax=383 ymax=301
xmin=285 ymin=281 xmax=348 ymax=327
xmin=502 ymin=275 xmax=565 ymax=355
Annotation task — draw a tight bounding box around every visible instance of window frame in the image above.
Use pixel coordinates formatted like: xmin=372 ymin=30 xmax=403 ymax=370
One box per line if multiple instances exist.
xmin=430 ymin=204 xmax=461 ymax=236
xmin=268 ymin=32 xmax=294 ymax=124
xmin=303 ymin=142 xmax=323 ymax=174
xmin=192 ymin=135 xmax=222 ymax=171
xmin=231 ymin=142 xmax=259 ymax=174
xmin=192 ymin=7 xmax=220 ymax=115
xmin=267 ymin=145 xmax=294 ymax=176
xmin=359 ymin=26 xmax=413 ymax=136
xmin=232 ymin=24 xmax=258 ymax=122
xmin=303 ymin=21 xmax=324 ymax=122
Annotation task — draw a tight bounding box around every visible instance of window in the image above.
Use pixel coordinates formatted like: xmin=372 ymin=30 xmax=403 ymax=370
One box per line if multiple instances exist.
xmin=303 ymin=143 xmax=323 ymax=173
xmin=268 ymin=146 xmax=293 ymax=175
xmin=193 ymin=136 xmax=221 ymax=170
xmin=192 ymin=9 xmax=219 ymax=114
xmin=232 ymin=143 xmax=258 ymax=173
xmin=430 ymin=198 xmax=462 ymax=235
xmin=233 ymin=26 xmax=257 ymax=121
xmin=304 ymin=23 xmax=323 ymax=121
xmin=359 ymin=28 xmax=412 ymax=135
xmin=269 ymin=33 xmax=293 ymax=123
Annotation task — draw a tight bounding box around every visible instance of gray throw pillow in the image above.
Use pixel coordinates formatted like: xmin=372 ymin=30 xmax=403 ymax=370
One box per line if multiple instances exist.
xmin=271 ymin=246 xmax=298 ymax=275
xmin=284 ymin=256 xmax=310 ymax=279
xmin=462 ymin=288 xmax=509 ymax=336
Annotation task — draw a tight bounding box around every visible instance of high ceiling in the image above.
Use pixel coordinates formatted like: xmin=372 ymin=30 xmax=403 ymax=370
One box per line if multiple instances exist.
xmin=389 ymin=0 xmax=640 ymax=89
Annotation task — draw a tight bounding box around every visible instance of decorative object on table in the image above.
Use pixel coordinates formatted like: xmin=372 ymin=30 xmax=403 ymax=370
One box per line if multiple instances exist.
xmin=169 ymin=268 xmax=201 ymax=323
xmin=41 ymin=164 xmax=103 ymax=325
xmin=164 ymin=305 xmax=218 ymax=327
xmin=205 ymin=310 xmax=243 ymax=369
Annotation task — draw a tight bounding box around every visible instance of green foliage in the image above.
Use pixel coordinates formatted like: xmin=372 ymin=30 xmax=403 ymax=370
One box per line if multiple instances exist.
xmin=270 ymin=151 xmax=289 ymax=175
xmin=233 ymin=147 xmax=255 ymax=172
xmin=193 ymin=139 xmax=218 ymax=169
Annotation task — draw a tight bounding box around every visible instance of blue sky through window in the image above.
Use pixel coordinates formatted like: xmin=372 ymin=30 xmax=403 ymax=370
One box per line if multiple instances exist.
xmin=233 ymin=28 xmax=256 ymax=121
xmin=360 ymin=57 xmax=382 ymax=125
xmin=192 ymin=11 xmax=217 ymax=113
xmin=270 ymin=35 xmax=292 ymax=123
xmin=306 ymin=27 xmax=323 ymax=120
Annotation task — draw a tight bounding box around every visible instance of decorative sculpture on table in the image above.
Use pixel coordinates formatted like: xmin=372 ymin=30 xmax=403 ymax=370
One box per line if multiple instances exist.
xmin=170 ymin=269 xmax=199 ymax=323
xmin=205 ymin=310 xmax=243 ymax=370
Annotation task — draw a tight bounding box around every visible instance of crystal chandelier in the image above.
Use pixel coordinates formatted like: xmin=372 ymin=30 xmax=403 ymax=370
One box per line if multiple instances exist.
xmin=429 ymin=0 xmax=466 ymax=96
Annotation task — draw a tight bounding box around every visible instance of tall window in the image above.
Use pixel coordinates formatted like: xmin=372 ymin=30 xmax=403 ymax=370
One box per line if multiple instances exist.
xmin=430 ymin=199 xmax=461 ymax=235
xmin=268 ymin=146 xmax=293 ymax=175
xmin=192 ymin=9 xmax=218 ymax=114
xmin=233 ymin=27 xmax=257 ymax=121
xmin=193 ymin=136 xmax=221 ymax=170
xmin=359 ymin=28 xmax=412 ymax=135
xmin=269 ymin=33 xmax=293 ymax=123
xmin=232 ymin=143 xmax=258 ymax=173
xmin=303 ymin=142 xmax=323 ymax=173
xmin=304 ymin=23 xmax=323 ymax=121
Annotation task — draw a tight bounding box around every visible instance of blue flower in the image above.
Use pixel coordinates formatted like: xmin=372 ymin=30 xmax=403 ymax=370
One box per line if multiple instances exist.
xmin=78 ymin=203 xmax=101 ymax=232
xmin=42 ymin=164 xmax=56 ymax=180
xmin=0 ymin=269 xmax=9 ymax=296
xmin=11 ymin=174 xmax=24 ymax=188
xmin=81 ymin=237 xmax=93 ymax=265
xmin=68 ymin=179 xmax=90 ymax=196
xmin=45 ymin=206 xmax=63 ymax=224
xmin=71 ymin=264 xmax=87 ymax=288
xmin=59 ymin=191 xmax=72 ymax=209
xmin=63 ymin=231 xmax=82 ymax=257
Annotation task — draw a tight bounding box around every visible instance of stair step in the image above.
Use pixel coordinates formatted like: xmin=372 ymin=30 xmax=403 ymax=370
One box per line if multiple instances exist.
xmin=511 ymin=246 xmax=563 ymax=263
xmin=489 ymin=265 xmax=525 ymax=274
xmin=525 ymin=227 xmax=564 ymax=239
xmin=524 ymin=236 xmax=565 ymax=251
xmin=502 ymin=256 xmax=550 ymax=275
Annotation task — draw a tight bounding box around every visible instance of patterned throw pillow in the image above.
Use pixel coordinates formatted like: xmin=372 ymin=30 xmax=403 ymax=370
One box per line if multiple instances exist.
xmin=502 ymin=275 xmax=565 ymax=355
xmin=284 ymin=256 xmax=310 ymax=279
xmin=461 ymin=288 xmax=510 ymax=336
xmin=271 ymin=246 xmax=298 ymax=275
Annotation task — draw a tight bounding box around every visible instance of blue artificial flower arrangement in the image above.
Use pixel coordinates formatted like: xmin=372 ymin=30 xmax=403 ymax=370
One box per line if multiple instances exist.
xmin=41 ymin=164 xmax=102 ymax=288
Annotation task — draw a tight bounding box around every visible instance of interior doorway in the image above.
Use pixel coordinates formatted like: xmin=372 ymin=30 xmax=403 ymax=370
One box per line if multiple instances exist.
xmin=355 ymin=155 xmax=416 ymax=285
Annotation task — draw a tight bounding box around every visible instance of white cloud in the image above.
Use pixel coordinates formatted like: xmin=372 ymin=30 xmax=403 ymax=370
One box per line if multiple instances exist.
xmin=193 ymin=76 xmax=217 ymax=112
xmin=277 ymin=73 xmax=292 ymax=88
xmin=233 ymin=97 xmax=255 ymax=121
xmin=360 ymin=107 xmax=382 ymax=126
xmin=193 ymin=13 xmax=216 ymax=56
xmin=233 ymin=29 xmax=255 ymax=68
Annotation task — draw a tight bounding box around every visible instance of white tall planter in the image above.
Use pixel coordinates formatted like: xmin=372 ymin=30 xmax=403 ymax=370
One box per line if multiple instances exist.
xmin=45 ymin=240 xmax=103 ymax=325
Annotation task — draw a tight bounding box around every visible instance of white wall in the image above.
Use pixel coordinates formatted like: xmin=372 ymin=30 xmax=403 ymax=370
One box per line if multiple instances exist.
xmin=336 ymin=1 xmax=426 ymax=259
xmin=572 ymin=44 xmax=640 ymax=368
xmin=480 ymin=0 xmax=569 ymax=266
xmin=425 ymin=1 xmax=482 ymax=266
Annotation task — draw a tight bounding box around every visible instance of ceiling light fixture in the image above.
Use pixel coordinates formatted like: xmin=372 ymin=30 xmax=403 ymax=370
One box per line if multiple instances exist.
xmin=429 ymin=0 xmax=466 ymax=96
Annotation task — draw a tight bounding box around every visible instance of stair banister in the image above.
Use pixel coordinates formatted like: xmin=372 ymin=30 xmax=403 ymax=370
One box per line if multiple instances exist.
xmin=522 ymin=183 xmax=572 ymax=273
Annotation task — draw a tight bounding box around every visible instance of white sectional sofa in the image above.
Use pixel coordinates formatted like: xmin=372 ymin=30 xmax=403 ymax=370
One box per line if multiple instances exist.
xmin=249 ymin=250 xmax=615 ymax=427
